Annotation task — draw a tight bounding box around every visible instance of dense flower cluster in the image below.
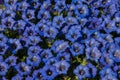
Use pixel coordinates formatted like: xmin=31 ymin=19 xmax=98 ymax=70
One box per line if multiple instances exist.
xmin=0 ymin=0 xmax=120 ymax=80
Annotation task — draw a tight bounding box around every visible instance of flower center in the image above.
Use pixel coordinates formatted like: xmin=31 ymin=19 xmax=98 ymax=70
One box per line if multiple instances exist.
xmin=26 ymin=13 xmax=32 ymax=19
xmin=5 ymin=21 xmax=11 ymax=27
xmin=0 ymin=46 xmax=5 ymax=52
xmin=79 ymin=69 xmax=85 ymax=75
xmin=58 ymin=65 xmax=66 ymax=71
xmin=0 ymin=66 xmax=5 ymax=71
xmin=46 ymin=69 xmax=53 ymax=76
xmin=73 ymin=46 xmax=80 ymax=52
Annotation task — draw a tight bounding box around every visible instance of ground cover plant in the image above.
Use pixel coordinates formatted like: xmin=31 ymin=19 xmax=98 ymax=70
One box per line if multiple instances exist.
xmin=0 ymin=0 xmax=120 ymax=80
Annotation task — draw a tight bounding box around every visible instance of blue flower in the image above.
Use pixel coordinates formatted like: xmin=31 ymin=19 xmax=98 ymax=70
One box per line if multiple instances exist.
xmin=100 ymin=52 xmax=114 ymax=67
xmin=23 ymin=26 xmax=36 ymax=37
xmin=65 ymin=16 xmax=78 ymax=25
xmin=37 ymin=9 xmax=51 ymax=19
xmin=71 ymin=25 xmax=81 ymax=30
xmin=1 ymin=9 xmax=15 ymax=18
xmin=8 ymin=39 xmax=22 ymax=54
xmin=33 ymin=69 xmax=44 ymax=80
xmin=1 ymin=17 xmax=15 ymax=29
xmin=88 ymin=17 xmax=103 ymax=30
xmin=65 ymin=27 xmax=81 ymax=42
xmin=67 ymin=4 xmax=76 ymax=12
xmin=0 ymin=33 xmax=8 ymax=43
xmin=100 ymin=0 xmax=114 ymax=7
xmin=70 ymin=42 xmax=84 ymax=56
xmin=102 ymin=16 xmax=115 ymax=33
xmin=4 ymin=0 xmax=17 ymax=7
xmin=26 ymin=54 xmax=41 ymax=67
xmin=99 ymin=67 xmax=117 ymax=78
xmin=52 ymin=15 xmax=64 ymax=29
xmin=28 ymin=35 xmax=42 ymax=45
xmin=87 ymin=63 xmax=97 ymax=78
xmin=0 ymin=56 xmax=3 ymax=62
xmin=13 ymin=20 xmax=26 ymax=30
xmin=35 ymin=22 xmax=47 ymax=36
xmin=5 ymin=56 xmax=17 ymax=67
xmin=43 ymin=26 xmax=58 ymax=38
xmin=81 ymin=0 xmax=94 ymax=4
xmin=111 ymin=48 xmax=120 ymax=62
xmin=84 ymin=38 xmax=100 ymax=48
xmin=0 ymin=9 xmax=3 ymax=17
xmin=114 ymin=12 xmax=120 ymax=34
xmin=90 ymin=1 xmax=101 ymax=9
xmin=54 ymin=1 xmax=66 ymax=12
xmin=19 ymin=37 xmax=30 ymax=47
xmin=46 ymin=57 xmax=58 ymax=66
xmin=5 ymin=4 xmax=17 ymax=11
xmin=0 ymin=42 xmax=8 ymax=55
xmin=72 ymin=0 xmax=82 ymax=3
xmin=25 ymin=76 xmax=33 ymax=80
xmin=61 ymin=25 xmax=69 ymax=34
xmin=67 ymin=4 xmax=76 ymax=15
xmin=56 ymin=52 xmax=70 ymax=61
xmin=74 ymin=65 xmax=90 ymax=80
xmin=40 ymin=19 xmax=52 ymax=25
xmin=40 ymin=49 xmax=53 ymax=63
xmin=1 ymin=77 xmax=7 ymax=80
xmin=54 ymin=0 xmax=66 ymax=3
xmin=22 ymin=9 xmax=35 ymax=21
xmin=51 ymin=40 xmax=69 ymax=53
xmin=28 ymin=46 xmax=42 ymax=56
xmin=86 ymin=47 xmax=101 ymax=62
xmin=95 ymin=37 xmax=107 ymax=52
xmin=101 ymin=74 xmax=117 ymax=80
xmin=0 ymin=62 xmax=8 ymax=76
xmin=114 ymin=37 xmax=120 ymax=47
xmin=54 ymin=60 xmax=70 ymax=74
xmin=104 ymin=43 xmax=115 ymax=53
xmin=15 ymin=62 xmax=31 ymax=75
xmin=11 ymin=74 xmax=23 ymax=80
xmin=17 ymin=1 xmax=29 ymax=11
xmin=29 ymin=0 xmax=40 ymax=9
xmin=90 ymin=8 xmax=100 ymax=17
xmin=113 ymin=65 xmax=120 ymax=78
xmin=106 ymin=4 xmax=117 ymax=15
xmin=101 ymin=34 xmax=113 ymax=43
xmin=41 ymin=0 xmax=51 ymax=10
xmin=75 ymin=4 xmax=89 ymax=18
xmin=81 ymin=27 xmax=93 ymax=39
xmin=42 ymin=65 xmax=58 ymax=79
xmin=77 ymin=18 xmax=87 ymax=27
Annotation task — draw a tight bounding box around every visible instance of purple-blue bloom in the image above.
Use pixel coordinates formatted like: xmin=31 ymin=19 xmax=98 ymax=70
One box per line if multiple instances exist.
xmin=74 ymin=65 xmax=90 ymax=80
xmin=51 ymin=40 xmax=69 ymax=53
xmin=8 ymin=39 xmax=22 ymax=54
xmin=0 ymin=42 xmax=8 ymax=55
xmin=15 ymin=62 xmax=31 ymax=75
xmin=26 ymin=54 xmax=41 ymax=67
xmin=11 ymin=74 xmax=23 ymax=80
xmin=5 ymin=56 xmax=17 ymax=67
xmin=70 ymin=42 xmax=84 ymax=56
xmin=28 ymin=46 xmax=42 ymax=56
xmin=42 ymin=65 xmax=58 ymax=79
xmin=32 ymin=69 xmax=45 ymax=80
xmin=54 ymin=60 xmax=70 ymax=74
xmin=1 ymin=17 xmax=15 ymax=29
xmin=40 ymin=49 xmax=53 ymax=63
xmin=0 ymin=62 xmax=8 ymax=76
xmin=86 ymin=47 xmax=101 ymax=62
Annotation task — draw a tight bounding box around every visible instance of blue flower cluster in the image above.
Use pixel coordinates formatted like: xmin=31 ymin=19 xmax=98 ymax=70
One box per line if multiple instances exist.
xmin=0 ymin=0 xmax=120 ymax=80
